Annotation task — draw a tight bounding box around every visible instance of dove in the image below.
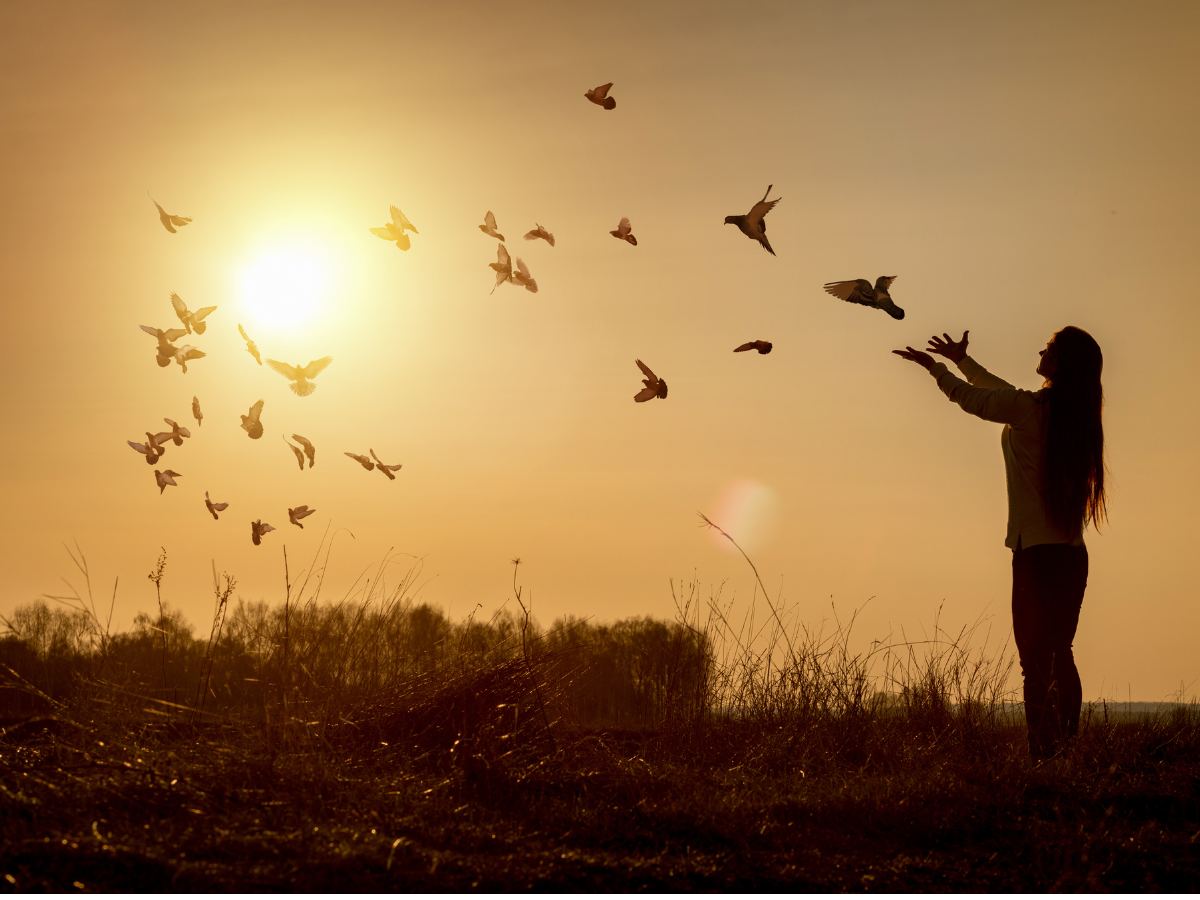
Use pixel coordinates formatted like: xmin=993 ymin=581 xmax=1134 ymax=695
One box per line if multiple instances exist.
xmin=370 ymin=205 xmax=419 ymax=251
xmin=128 ymin=436 xmax=163 ymax=465
xmin=634 ymin=359 xmax=668 ymax=402
xmin=171 ymin=345 xmax=205 ymax=374
xmin=823 ymin=276 xmax=904 ymax=320
xmin=345 ymin=451 xmax=375 ymax=471
xmin=241 ymin=400 xmax=264 ymax=440
xmin=510 ymin=257 xmax=538 ymax=293
xmin=141 ymin=324 xmax=188 ymax=367
xmin=724 ymin=184 xmax=781 ymax=256
xmin=284 ymin=436 xmax=306 ymax=470
xmin=479 ymin=211 xmax=504 ymax=241
xmin=204 ymin=491 xmax=228 ymax=520
xmin=154 ymin=469 xmax=181 ymax=494
xmin=251 ymin=519 xmax=275 ymax=546
xmin=489 ymin=243 xmax=513 ymax=294
xmin=151 ymin=198 xmax=191 ymax=233
xmin=288 ymin=505 xmax=316 ymax=528
xmin=291 ymin=434 xmax=316 ymax=468
xmin=734 ymin=340 xmax=773 ymax=355
xmin=237 ymin=323 xmax=263 ymax=365
xmin=370 ymin=448 xmax=402 ymax=480
xmin=266 ymin=356 xmax=333 ymax=397
xmin=524 ymin=224 xmax=555 ymax=246
xmin=610 ymin=217 xmax=637 ymax=246
xmin=160 ymin=418 xmax=191 ymax=446
xmin=169 ymin=292 xmax=217 ymax=335
xmin=584 ymin=82 xmax=616 ymax=110
xmin=191 ymin=396 xmax=202 ymax=427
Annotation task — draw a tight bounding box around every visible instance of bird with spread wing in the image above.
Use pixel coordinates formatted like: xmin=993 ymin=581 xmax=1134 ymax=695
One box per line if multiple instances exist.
xmin=823 ymin=276 xmax=904 ymax=320
xmin=151 ymin=197 xmax=191 ymax=233
xmin=169 ymin=292 xmax=216 ymax=335
xmin=634 ymin=359 xmax=668 ymax=402
xmin=266 ymin=357 xmax=333 ymax=397
xmin=371 ymin=205 xmax=419 ymax=251
xmin=724 ymin=184 xmax=781 ymax=255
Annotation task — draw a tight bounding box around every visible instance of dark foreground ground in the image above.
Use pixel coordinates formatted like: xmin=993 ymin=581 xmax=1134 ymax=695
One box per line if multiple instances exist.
xmin=2 ymin=704 xmax=1198 ymax=892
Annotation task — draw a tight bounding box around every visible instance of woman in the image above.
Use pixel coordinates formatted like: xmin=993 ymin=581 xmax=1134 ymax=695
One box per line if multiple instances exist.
xmin=893 ymin=327 xmax=1107 ymax=761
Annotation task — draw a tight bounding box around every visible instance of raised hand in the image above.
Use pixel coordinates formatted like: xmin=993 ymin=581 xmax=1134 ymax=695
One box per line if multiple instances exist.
xmin=892 ymin=346 xmax=936 ymax=370
xmin=927 ymin=330 xmax=969 ymax=363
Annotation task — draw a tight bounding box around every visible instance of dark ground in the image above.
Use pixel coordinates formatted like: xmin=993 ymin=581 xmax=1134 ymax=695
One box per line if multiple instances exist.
xmin=2 ymin=709 xmax=1198 ymax=892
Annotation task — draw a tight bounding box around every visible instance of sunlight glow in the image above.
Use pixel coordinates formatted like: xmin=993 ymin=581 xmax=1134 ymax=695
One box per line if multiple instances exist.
xmin=709 ymin=479 xmax=778 ymax=554
xmin=237 ymin=239 xmax=334 ymax=333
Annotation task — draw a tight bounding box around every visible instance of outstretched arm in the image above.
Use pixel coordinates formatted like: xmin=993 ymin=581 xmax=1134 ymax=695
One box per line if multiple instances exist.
xmin=893 ymin=345 xmax=1034 ymax=425
xmin=927 ymin=330 xmax=1016 ymax=390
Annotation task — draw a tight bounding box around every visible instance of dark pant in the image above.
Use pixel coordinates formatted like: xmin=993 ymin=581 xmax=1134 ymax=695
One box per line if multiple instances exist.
xmin=1011 ymin=541 xmax=1088 ymax=761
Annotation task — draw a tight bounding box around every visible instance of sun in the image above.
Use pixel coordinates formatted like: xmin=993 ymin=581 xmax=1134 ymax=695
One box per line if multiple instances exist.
xmin=236 ymin=238 xmax=334 ymax=333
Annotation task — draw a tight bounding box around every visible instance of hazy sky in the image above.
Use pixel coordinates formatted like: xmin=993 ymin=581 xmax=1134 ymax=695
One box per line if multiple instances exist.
xmin=2 ymin=0 xmax=1198 ymax=699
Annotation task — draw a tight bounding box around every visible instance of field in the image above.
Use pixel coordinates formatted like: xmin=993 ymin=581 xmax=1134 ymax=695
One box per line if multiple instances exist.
xmin=1 ymin=551 xmax=1198 ymax=891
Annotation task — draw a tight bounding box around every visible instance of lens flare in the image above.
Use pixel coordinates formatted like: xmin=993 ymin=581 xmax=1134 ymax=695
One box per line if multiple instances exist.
xmin=707 ymin=478 xmax=778 ymax=553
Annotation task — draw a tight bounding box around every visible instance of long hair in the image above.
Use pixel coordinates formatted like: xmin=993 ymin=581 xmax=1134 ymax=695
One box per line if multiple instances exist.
xmin=1042 ymin=326 xmax=1107 ymax=534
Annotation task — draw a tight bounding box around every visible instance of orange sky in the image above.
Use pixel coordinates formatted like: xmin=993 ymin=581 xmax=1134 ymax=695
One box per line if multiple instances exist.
xmin=2 ymin=0 xmax=1198 ymax=699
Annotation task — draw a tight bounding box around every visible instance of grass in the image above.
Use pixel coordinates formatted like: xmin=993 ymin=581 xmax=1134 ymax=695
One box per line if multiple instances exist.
xmin=1 ymin=536 xmax=1198 ymax=890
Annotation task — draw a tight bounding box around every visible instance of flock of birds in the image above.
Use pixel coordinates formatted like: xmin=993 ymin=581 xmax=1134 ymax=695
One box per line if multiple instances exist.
xmin=136 ymin=81 xmax=907 ymax=545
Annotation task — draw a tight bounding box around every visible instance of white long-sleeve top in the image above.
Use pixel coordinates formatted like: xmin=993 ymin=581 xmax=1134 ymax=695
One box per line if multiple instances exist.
xmin=928 ymin=355 xmax=1084 ymax=550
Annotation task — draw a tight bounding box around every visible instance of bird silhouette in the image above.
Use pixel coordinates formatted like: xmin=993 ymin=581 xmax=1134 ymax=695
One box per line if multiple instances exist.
xmin=251 ymin=519 xmax=275 ymax=546
xmin=154 ymin=469 xmax=181 ymax=494
xmin=288 ymin=505 xmax=316 ymax=528
xmin=610 ymin=217 xmax=637 ymax=245
xmin=241 ymin=400 xmax=264 ymax=439
xmin=724 ymin=184 xmax=781 ymax=255
xmin=169 ymin=292 xmax=217 ymax=335
xmin=634 ymin=359 xmax=668 ymax=402
xmin=171 ymin=345 xmax=205 ymax=374
xmin=370 ymin=205 xmax=419 ymax=251
xmin=204 ymin=491 xmax=228 ymax=520
xmin=823 ymin=276 xmax=904 ymax=319
xmin=584 ymin=82 xmax=616 ymax=110
xmin=237 ymin=323 xmax=263 ymax=365
xmin=266 ymin=357 xmax=333 ymax=397
xmin=160 ymin=418 xmax=191 ymax=445
xmin=370 ymin=448 xmax=402 ymax=480
xmin=479 ymin=211 xmax=504 ymax=241
xmin=284 ymin=436 xmax=306 ymax=470
xmin=291 ymin=434 xmax=316 ymax=468
xmin=490 ymin=244 xmax=513 ymax=294
xmin=128 ymin=435 xmax=163 ymax=465
xmin=524 ymin=224 xmax=555 ymax=246
xmin=151 ymin=198 xmax=191 ymax=233
xmin=510 ymin=258 xmax=538 ymax=293
xmin=191 ymin=396 xmax=203 ymax=427
xmin=345 ymin=451 xmax=375 ymax=471
xmin=734 ymin=340 xmax=773 ymax=354
xmin=141 ymin=324 xmax=188 ymax=367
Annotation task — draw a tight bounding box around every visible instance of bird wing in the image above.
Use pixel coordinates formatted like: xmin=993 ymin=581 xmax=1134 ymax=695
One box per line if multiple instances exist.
xmin=592 ymin=82 xmax=613 ymax=100
xmin=634 ymin=385 xmax=658 ymax=402
xmin=390 ymin=206 xmax=417 ymax=233
xmin=249 ymin=399 xmax=264 ymax=420
xmin=745 ymin=198 xmax=779 ymax=230
xmin=617 ymin=217 xmax=631 ymax=233
xmin=266 ymin=359 xmax=300 ymax=380
xmin=210 ymin=499 xmax=228 ymax=512
xmin=636 ymin=359 xmax=657 ymax=381
xmin=515 ymin=258 xmax=531 ymax=279
xmin=733 ymin=342 xmax=755 ymax=352
xmin=369 ymin=448 xmax=385 ymax=466
xmin=345 ymin=452 xmax=374 ymax=470
xmin=874 ymin=275 xmax=897 ymax=292
xmin=170 ymin=292 xmax=189 ymax=321
xmin=284 ymin=438 xmax=305 ymax=469
xmin=369 ymin=226 xmax=395 ymax=240
xmin=300 ymin=356 xmax=333 ymax=379
xmin=140 ymin=324 xmax=161 ymax=337
xmin=238 ymin=323 xmax=252 ymax=342
xmin=128 ymin=440 xmax=148 ymax=453
xmin=483 ymin=210 xmax=498 ymax=232
xmin=823 ymin=280 xmax=869 ymax=303
xmin=192 ymin=305 xmax=217 ymax=322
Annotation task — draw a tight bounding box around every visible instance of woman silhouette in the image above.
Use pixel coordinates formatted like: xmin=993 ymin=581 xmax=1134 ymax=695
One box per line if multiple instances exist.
xmin=893 ymin=328 xmax=1107 ymax=761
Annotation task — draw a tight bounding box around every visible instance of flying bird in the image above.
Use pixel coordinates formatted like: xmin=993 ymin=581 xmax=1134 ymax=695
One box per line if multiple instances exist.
xmin=489 ymin=243 xmax=513 ymax=293
xmin=237 ymin=323 xmax=263 ymax=365
xmin=284 ymin=436 xmax=306 ymax=470
xmin=724 ymin=184 xmax=781 ymax=256
xmin=241 ymin=400 xmax=264 ymax=439
xmin=610 ymin=217 xmax=637 ymax=246
xmin=154 ymin=469 xmax=181 ymax=494
xmin=288 ymin=505 xmax=316 ymax=528
xmin=251 ymin=519 xmax=275 ymax=546
xmin=191 ymin=396 xmax=202 ymax=427
xmin=370 ymin=205 xmax=419 ymax=251
xmin=169 ymin=292 xmax=217 ymax=335
xmin=634 ymin=359 xmax=668 ymax=402
xmin=151 ymin=198 xmax=191 ymax=234
xmin=479 ymin=211 xmax=504 ymax=241
xmin=524 ymin=224 xmax=555 ymax=246
xmin=128 ymin=435 xmax=163 ymax=465
xmin=510 ymin=258 xmax=538 ymax=293
xmin=204 ymin=491 xmax=228 ymax=520
xmin=823 ymin=276 xmax=904 ymax=320
xmin=266 ymin=356 xmax=333 ymax=397
xmin=584 ymin=82 xmax=616 ymax=110
xmin=171 ymin=345 xmax=205 ymax=374
xmin=370 ymin=448 xmax=402 ymax=480
xmin=291 ymin=434 xmax=316 ymax=468
xmin=141 ymin=324 xmax=188 ymax=367
xmin=734 ymin=340 xmax=773 ymax=355
xmin=345 ymin=451 xmax=375 ymax=471
xmin=160 ymin=418 xmax=191 ymax=445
